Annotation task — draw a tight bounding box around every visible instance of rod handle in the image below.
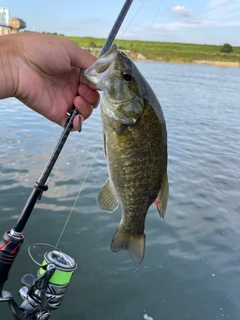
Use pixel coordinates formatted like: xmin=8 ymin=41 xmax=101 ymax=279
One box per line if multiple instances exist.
xmin=0 ymin=230 xmax=24 ymax=294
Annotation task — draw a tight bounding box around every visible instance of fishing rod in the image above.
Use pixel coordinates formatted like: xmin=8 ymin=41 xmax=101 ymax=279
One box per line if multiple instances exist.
xmin=0 ymin=1 xmax=133 ymax=319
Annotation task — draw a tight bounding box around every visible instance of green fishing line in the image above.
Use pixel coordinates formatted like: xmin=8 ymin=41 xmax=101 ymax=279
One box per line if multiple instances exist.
xmin=39 ymin=260 xmax=74 ymax=285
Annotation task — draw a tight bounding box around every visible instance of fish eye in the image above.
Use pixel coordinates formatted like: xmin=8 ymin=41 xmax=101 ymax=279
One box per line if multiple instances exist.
xmin=122 ymin=72 xmax=133 ymax=82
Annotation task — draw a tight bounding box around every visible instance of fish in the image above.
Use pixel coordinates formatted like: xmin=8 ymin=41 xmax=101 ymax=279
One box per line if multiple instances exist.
xmin=83 ymin=44 xmax=168 ymax=264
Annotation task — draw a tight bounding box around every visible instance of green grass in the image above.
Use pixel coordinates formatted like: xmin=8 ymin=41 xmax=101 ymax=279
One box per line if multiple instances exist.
xmin=61 ymin=35 xmax=240 ymax=63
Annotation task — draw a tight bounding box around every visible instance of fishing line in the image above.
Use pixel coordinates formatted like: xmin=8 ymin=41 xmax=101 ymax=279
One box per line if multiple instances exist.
xmin=55 ymin=143 xmax=101 ymax=249
xmin=117 ymin=0 xmax=147 ymax=42
xmin=138 ymin=0 xmax=165 ymax=55
xmin=116 ymin=0 xmax=165 ymax=58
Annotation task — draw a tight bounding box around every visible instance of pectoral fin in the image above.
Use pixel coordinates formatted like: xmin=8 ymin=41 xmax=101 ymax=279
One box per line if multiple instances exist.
xmin=154 ymin=172 xmax=169 ymax=219
xmin=98 ymin=179 xmax=119 ymax=212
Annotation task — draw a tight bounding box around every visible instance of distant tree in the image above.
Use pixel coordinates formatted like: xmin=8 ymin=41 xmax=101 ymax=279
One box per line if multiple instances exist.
xmin=220 ymin=43 xmax=233 ymax=53
xmin=89 ymin=41 xmax=97 ymax=48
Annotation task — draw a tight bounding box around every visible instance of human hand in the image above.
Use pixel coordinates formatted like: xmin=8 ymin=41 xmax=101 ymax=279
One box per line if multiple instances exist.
xmin=5 ymin=33 xmax=99 ymax=130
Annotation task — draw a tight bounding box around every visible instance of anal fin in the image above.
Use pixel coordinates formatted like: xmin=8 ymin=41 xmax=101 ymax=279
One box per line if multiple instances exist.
xmin=154 ymin=171 xmax=169 ymax=219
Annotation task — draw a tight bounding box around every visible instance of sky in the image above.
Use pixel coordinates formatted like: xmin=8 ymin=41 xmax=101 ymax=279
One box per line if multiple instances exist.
xmin=1 ymin=0 xmax=240 ymax=46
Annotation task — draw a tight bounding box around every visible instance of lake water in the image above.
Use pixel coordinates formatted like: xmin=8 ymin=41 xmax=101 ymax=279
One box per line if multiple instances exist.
xmin=0 ymin=61 xmax=240 ymax=320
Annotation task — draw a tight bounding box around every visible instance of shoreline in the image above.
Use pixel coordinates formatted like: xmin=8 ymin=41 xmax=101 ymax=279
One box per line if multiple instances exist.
xmin=88 ymin=47 xmax=240 ymax=68
xmin=133 ymin=57 xmax=240 ymax=68
xmin=89 ymin=49 xmax=240 ymax=68
xmin=192 ymin=60 xmax=239 ymax=68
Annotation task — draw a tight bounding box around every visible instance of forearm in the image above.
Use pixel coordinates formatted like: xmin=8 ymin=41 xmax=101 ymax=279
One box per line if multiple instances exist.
xmin=0 ymin=35 xmax=19 ymax=99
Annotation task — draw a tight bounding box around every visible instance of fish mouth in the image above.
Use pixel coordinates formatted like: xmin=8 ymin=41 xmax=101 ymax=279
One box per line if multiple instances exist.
xmin=82 ymin=44 xmax=119 ymax=90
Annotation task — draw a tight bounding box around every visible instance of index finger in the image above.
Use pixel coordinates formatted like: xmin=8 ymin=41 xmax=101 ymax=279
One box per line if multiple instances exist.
xmin=66 ymin=40 xmax=97 ymax=70
xmin=79 ymin=74 xmax=99 ymax=91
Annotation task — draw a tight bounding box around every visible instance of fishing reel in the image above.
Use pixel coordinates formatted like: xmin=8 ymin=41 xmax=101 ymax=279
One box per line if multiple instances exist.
xmin=0 ymin=242 xmax=77 ymax=320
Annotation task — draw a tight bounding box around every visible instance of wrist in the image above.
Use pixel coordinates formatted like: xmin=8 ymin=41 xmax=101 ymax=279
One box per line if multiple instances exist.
xmin=0 ymin=35 xmax=19 ymax=99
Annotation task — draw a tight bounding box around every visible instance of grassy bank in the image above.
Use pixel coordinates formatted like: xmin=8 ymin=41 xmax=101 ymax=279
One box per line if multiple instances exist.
xmin=63 ymin=36 xmax=240 ymax=65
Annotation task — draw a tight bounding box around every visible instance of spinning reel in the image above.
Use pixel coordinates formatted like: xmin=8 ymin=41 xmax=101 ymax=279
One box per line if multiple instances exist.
xmin=0 ymin=239 xmax=76 ymax=320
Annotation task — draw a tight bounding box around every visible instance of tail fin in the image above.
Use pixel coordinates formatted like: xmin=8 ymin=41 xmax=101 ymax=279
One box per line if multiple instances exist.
xmin=111 ymin=228 xmax=146 ymax=264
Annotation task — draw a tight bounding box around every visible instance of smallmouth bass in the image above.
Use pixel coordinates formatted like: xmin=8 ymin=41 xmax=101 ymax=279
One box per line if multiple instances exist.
xmin=83 ymin=44 xmax=168 ymax=264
